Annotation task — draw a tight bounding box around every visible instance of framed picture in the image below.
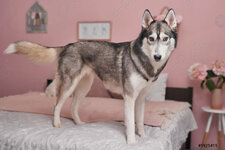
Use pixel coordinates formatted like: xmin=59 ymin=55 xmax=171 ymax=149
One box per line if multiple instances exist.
xmin=77 ymin=21 xmax=111 ymax=41
xmin=26 ymin=2 xmax=47 ymax=33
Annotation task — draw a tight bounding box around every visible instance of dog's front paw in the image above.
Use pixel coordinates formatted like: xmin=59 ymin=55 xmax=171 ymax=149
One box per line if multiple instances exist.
xmin=53 ymin=121 xmax=62 ymax=128
xmin=54 ymin=124 xmax=62 ymax=128
xmin=127 ymin=137 xmax=136 ymax=145
xmin=76 ymin=120 xmax=86 ymax=125
xmin=137 ymin=130 xmax=148 ymax=139
xmin=137 ymin=132 xmax=148 ymax=139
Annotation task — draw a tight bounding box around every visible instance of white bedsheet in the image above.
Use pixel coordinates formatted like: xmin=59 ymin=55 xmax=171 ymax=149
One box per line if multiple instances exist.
xmin=0 ymin=108 xmax=197 ymax=150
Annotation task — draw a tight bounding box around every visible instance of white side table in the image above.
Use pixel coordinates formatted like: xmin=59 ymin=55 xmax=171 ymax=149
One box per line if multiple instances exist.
xmin=201 ymin=106 xmax=225 ymax=150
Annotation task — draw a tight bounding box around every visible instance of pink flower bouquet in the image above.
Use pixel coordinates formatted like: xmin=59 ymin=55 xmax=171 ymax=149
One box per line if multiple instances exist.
xmin=189 ymin=59 xmax=225 ymax=91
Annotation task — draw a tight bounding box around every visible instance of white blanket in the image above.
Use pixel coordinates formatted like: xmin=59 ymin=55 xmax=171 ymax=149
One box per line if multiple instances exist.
xmin=0 ymin=108 xmax=197 ymax=150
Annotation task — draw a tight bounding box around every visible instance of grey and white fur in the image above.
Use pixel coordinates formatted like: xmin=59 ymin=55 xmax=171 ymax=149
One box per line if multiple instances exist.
xmin=4 ymin=9 xmax=177 ymax=145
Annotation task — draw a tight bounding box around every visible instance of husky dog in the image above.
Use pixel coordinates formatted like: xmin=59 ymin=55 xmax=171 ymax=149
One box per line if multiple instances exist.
xmin=4 ymin=9 xmax=177 ymax=144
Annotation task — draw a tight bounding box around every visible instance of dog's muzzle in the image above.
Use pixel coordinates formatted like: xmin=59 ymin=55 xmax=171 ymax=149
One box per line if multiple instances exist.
xmin=154 ymin=55 xmax=161 ymax=62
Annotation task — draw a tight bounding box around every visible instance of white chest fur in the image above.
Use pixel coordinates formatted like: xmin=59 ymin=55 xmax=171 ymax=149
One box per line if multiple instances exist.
xmin=129 ymin=73 xmax=152 ymax=95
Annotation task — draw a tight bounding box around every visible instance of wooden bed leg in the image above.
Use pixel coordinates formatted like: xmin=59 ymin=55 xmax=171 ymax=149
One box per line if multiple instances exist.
xmin=201 ymin=113 xmax=213 ymax=150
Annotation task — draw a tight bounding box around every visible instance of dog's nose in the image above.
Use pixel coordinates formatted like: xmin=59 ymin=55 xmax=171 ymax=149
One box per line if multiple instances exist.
xmin=154 ymin=55 xmax=161 ymax=62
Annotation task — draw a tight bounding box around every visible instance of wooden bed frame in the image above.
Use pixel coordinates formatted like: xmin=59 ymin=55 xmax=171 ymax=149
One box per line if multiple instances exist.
xmin=166 ymin=87 xmax=193 ymax=150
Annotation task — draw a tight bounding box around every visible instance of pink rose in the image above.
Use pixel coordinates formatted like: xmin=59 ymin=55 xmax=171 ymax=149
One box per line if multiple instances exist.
xmin=212 ymin=59 xmax=225 ymax=76
xmin=189 ymin=63 xmax=208 ymax=81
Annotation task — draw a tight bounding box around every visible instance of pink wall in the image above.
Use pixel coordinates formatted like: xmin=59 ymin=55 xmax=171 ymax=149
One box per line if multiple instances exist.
xmin=1 ymin=0 xmax=225 ymax=148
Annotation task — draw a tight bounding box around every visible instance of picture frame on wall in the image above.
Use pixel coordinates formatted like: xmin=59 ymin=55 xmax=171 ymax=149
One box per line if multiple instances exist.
xmin=26 ymin=2 xmax=47 ymax=33
xmin=77 ymin=21 xmax=111 ymax=41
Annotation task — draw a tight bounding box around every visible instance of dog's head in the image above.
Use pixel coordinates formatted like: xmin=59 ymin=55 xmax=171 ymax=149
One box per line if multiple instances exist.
xmin=139 ymin=9 xmax=177 ymax=63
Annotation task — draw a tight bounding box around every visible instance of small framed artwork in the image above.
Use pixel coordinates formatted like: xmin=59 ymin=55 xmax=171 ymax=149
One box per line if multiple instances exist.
xmin=77 ymin=21 xmax=111 ymax=41
xmin=26 ymin=2 xmax=47 ymax=33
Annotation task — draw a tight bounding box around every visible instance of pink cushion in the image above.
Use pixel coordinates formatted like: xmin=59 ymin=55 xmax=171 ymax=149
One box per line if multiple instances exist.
xmin=0 ymin=92 xmax=190 ymax=129
xmin=87 ymin=77 xmax=111 ymax=98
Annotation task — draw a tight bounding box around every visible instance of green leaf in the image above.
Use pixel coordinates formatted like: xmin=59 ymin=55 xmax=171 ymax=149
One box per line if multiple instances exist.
xmin=200 ymin=80 xmax=205 ymax=89
xmin=223 ymin=76 xmax=225 ymax=83
xmin=206 ymin=79 xmax=216 ymax=91
xmin=218 ymin=76 xmax=225 ymax=88
xmin=207 ymin=70 xmax=217 ymax=78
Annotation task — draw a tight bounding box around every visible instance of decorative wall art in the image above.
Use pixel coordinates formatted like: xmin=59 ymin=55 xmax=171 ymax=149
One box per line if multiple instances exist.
xmin=77 ymin=22 xmax=111 ymax=41
xmin=26 ymin=2 xmax=47 ymax=33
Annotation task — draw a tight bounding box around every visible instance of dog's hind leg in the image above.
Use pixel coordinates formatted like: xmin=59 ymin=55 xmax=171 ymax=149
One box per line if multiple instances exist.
xmin=54 ymin=76 xmax=81 ymax=128
xmin=71 ymin=73 xmax=94 ymax=125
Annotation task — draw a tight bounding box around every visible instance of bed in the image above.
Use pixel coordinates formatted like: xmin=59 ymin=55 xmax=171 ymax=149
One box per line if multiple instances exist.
xmin=0 ymin=86 xmax=197 ymax=150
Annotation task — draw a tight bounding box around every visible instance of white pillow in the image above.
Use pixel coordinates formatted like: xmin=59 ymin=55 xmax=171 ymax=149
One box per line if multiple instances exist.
xmin=146 ymin=73 xmax=168 ymax=101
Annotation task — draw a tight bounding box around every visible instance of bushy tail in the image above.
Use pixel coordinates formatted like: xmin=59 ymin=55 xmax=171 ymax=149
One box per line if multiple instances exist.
xmin=4 ymin=41 xmax=63 ymax=64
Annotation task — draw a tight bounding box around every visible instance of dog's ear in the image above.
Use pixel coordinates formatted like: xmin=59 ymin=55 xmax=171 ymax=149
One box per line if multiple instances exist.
xmin=142 ymin=9 xmax=154 ymax=28
xmin=164 ymin=9 xmax=177 ymax=30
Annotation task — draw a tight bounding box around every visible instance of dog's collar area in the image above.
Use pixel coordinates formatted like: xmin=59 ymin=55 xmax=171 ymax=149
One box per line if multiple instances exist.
xmin=130 ymin=55 xmax=149 ymax=82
